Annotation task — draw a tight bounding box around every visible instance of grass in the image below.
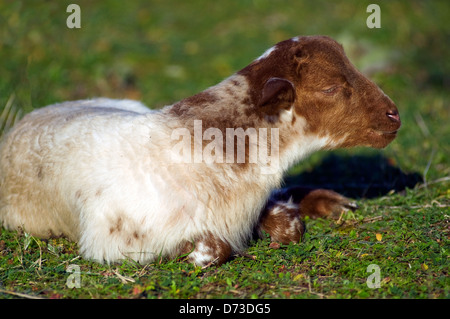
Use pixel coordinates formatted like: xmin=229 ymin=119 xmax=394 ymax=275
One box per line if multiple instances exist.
xmin=0 ymin=186 xmax=448 ymax=299
xmin=0 ymin=1 xmax=449 ymax=300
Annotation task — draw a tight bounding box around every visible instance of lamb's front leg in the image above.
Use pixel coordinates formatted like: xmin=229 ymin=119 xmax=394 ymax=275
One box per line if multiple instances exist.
xmin=256 ymin=187 xmax=358 ymax=245
xmin=178 ymin=232 xmax=232 ymax=267
xmin=272 ymin=186 xmax=359 ymax=219
xmin=256 ymin=200 xmax=306 ymax=245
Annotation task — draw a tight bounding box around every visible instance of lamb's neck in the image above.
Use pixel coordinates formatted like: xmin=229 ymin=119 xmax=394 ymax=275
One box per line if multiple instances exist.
xmin=166 ymin=75 xmax=258 ymax=129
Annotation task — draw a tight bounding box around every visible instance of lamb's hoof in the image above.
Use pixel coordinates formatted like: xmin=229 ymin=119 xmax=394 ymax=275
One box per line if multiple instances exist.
xmin=298 ymin=188 xmax=358 ymax=219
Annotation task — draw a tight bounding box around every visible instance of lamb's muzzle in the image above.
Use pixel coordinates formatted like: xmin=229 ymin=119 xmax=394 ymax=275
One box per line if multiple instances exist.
xmin=0 ymin=35 xmax=400 ymax=266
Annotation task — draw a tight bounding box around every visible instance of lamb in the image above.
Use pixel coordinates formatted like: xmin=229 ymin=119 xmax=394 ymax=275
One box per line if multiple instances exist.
xmin=0 ymin=35 xmax=401 ymax=266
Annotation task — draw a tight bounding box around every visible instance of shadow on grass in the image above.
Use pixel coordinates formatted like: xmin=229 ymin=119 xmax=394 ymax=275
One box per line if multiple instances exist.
xmin=284 ymin=154 xmax=422 ymax=199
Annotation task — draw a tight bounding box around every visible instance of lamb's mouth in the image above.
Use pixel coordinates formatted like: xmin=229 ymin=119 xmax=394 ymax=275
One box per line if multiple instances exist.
xmin=374 ymin=129 xmax=399 ymax=136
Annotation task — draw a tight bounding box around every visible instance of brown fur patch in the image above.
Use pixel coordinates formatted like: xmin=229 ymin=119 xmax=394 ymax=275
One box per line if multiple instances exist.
xmin=109 ymin=215 xmax=123 ymax=234
xmin=177 ymin=232 xmax=232 ymax=266
xmin=257 ymin=201 xmax=305 ymax=244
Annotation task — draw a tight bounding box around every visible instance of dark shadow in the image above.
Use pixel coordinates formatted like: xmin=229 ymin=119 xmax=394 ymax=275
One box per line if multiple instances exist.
xmin=283 ymin=154 xmax=423 ymax=199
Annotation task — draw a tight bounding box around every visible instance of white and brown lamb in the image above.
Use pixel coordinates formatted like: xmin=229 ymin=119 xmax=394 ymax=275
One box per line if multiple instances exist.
xmin=0 ymin=36 xmax=401 ymax=266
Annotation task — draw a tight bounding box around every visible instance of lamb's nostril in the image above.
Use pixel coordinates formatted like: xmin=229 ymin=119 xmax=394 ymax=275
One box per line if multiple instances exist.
xmin=386 ymin=109 xmax=400 ymax=123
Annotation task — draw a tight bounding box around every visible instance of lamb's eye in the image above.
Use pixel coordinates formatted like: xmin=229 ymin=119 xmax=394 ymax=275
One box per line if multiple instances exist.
xmin=322 ymin=86 xmax=340 ymax=95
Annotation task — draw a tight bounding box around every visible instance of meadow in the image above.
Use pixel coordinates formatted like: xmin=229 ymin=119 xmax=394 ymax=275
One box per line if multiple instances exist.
xmin=0 ymin=1 xmax=448 ymax=300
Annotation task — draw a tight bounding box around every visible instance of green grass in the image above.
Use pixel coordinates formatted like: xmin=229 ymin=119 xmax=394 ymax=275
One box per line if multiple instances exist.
xmin=0 ymin=186 xmax=448 ymax=299
xmin=0 ymin=1 xmax=449 ymax=300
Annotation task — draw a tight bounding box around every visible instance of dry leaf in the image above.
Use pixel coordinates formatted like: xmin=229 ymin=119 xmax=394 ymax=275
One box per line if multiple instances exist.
xmin=376 ymin=233 xmax=383 ymax=241
xmin=269 ymin=242 xmax=280 ymax=249
xmin=293 ymin=274 xmax=304 ymax=281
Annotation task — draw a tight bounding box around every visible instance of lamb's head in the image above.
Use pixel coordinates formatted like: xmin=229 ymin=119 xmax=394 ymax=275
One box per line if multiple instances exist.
xmin=239 ymin=35 xmax=401 ymax=149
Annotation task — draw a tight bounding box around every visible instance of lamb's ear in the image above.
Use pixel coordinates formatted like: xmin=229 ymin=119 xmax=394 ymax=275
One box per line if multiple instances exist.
xmin=258 ymin=77 xmax=296 ymax=110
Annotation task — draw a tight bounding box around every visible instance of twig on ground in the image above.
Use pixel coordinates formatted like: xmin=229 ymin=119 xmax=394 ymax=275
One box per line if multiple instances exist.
xmin=0 ymin=288 xmax=44 ymax=299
